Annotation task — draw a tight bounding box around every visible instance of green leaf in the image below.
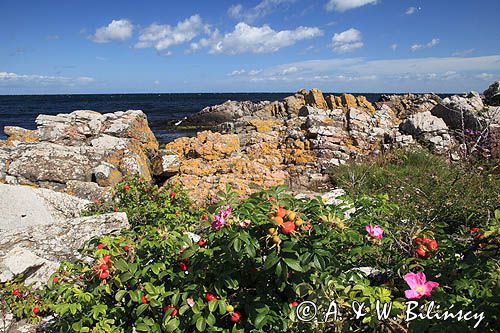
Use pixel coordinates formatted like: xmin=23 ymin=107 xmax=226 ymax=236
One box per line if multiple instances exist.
xmin=164 ymin=317 xmax=180 ymax=332
xmin=208 ymin=300 xmax=218 ymax=312
xmin=136 ymin=323 xmax=150 ymax=332
xmin=283 ymin=258 xmax=302 ymax=272
xmin=115 ymin=290 xmax=127 ymax=302
xmin=136 ymin=304 xmax=148 ymax=317
xmin=113 ymin=259 xmax=129 ymax=272
xmin=254 ymin=313 xmax=267 ymax=329
xmin=263 ymin=252 xmax=280 ymax=270
xmin=196 ymin=317 xmax=206 ymax=331
xmin=233 ymin=237 xmax=242 ymax=252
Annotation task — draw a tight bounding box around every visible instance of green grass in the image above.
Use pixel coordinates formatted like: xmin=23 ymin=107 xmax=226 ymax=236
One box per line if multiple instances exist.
xmin=329 ymin=149 xmax=500 ymax=228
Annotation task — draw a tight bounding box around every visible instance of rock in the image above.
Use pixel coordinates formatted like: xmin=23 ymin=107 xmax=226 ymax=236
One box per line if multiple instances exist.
xmin=185 ymin=100 xmax=272 ymax=126
xmin=283 ymin=94 xmax=306 ymax=116
xmin=430 ymin=92 xmax=484 ymax=130
xmin=7 ymin=142 xmax=97 ymax=184
xmin=305 ymin=88 xmax=328 ymax=109
xmin=93 ymin=162 xmax=123 ymax=187
xmin=400 ymin=111 xmax=449 ymax=135
xmin=0 ymin=184 xmax=89 ymax=230
xmin=152 ymin=151 xmax=181 ymax=177
xmin=3 ymin=126 xmax=39 ymax=147
xmin=377 ymin=93 xmax=440 ymax=118
xmin=489 ymin=124 xmax=500 ymax=159
xmin=0 ymin=211 xmax=129 ymax=287
xmin=356 ymin=96 xmax=376 ymax=113
xmin=400 ymin=112 xmax=452 ymax=153
xmin=484 ymin=80 xmax=500 ymax=106
xmin=2 ymin=110 xmax=158 ymax=201
xmin=64 ymin=180 xmax=109 ymax=201
xmin=299 ymin=105 xmax=329 ymax=117
xmin=0 ymin=246 xmax=60 ymax=286
xmin=341 ymin=94 xmax=358 ymax=109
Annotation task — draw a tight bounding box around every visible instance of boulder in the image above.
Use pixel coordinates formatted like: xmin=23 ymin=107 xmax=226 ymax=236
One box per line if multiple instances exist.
xmin=184 ymin=100 xmax=272 ymax=126
xmin=283 ymin=94 xmax=306 ymax=116
xmin=430 ymin=92 xmax=484 ymax=130
xmin=400 ymin=111 xmax=449 ymax=135
xmin=2 ymin=110 xmax=158 ymax=200
xmin=305 ymin=88 xmax=328 ymax=109
xmin=341 ymin=94 xmax=358 ymax=109
xmin=400 ymin=112 xmax=452 ymax=153
xmin=484 ymin=80 xmax=500 ymax=106
xmin=0 ymin=184 xmax=128 ymax=287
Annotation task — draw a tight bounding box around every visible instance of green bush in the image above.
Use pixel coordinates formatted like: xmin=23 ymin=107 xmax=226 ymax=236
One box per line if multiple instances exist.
xmin=1 ymin=170 xmax=499 ymax=332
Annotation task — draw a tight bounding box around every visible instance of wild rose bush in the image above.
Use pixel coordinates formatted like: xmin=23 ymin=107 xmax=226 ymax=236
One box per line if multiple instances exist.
xmin=1 ymin=176 xmax=499 ymax=332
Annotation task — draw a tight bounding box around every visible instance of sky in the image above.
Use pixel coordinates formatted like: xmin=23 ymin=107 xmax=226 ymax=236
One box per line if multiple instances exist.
xmin=1 ymin=0 xmax=499 ymax=94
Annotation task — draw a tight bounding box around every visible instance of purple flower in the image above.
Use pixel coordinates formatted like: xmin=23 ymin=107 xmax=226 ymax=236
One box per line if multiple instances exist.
xmin=220 ymin=206 xmax=232 ymax=219
xmin=210 ymin=214 xmax=225 ymax=230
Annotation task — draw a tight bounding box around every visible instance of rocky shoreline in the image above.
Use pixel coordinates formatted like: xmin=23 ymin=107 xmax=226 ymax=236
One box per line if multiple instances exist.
xmin=0 ymin=81 xmax=499 ymax=331
xmin=1 ymin=82 xmax=499 ymax=206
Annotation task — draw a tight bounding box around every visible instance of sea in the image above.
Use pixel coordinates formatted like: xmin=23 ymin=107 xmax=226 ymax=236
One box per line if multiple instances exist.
xmin=0 ymin=93 xmax=392 ymax=143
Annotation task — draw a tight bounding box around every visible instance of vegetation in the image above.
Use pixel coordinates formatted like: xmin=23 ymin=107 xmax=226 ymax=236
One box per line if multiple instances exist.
xmin=1 ymin=150 xmax=499 ymax=332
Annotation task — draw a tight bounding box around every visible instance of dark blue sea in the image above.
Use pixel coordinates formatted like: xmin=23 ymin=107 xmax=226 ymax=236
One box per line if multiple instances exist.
xmin=0 ymin=93 xmax=387 ymax=143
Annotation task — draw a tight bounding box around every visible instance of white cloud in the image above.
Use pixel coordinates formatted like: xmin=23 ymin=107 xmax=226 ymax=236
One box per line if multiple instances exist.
xmin=135 ymin=15 xmax=209 ymax=51
xmin=0 ymin=71 xmax=95 ymax=85
xmin=228 ymin=0 xmax=296 ymax=22
xmin=46 ymin=35 xmax=60 ymax=41
xmin=475 ymin=73 xmax=495 ymax=80
xmin=391 ymin=43 xmax=398 ymax=51
xmin=199 ymin=22 xmax=322 ymax=55
xmin=234 ymin=55 xmax=500 ymax=88
xmin=154 ymin=80 xmax=160 ymax=84
xmin=405 ymin=7 xmax=417 ymax=15
xmin=90 ymin=19 xmax=133 ymax=43
xmin=411 ymin=38 xmax=440 ymax=52
xmin=452 ymin=48 xmax=475 ymax=57
xmin=325 ymin=0 xmax=378 ymax=12
xmin=228 ymin=69 xmax=246 ymax=76
xmin=281 ymin=66 xmax=299 ymax=75
xmin=331 ymin=28 xmax=363 ymax=53
xmin=248 ymin=70 xmax=262 ymax=76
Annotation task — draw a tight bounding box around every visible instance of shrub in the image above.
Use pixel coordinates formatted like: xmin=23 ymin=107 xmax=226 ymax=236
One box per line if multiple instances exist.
xmin=1 ymin=171 xmax=499 ymax=332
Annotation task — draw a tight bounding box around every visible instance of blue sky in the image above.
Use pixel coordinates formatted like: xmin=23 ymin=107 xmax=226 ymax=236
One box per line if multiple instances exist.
xmin=1 ymin=0 xmax=499 ymax=94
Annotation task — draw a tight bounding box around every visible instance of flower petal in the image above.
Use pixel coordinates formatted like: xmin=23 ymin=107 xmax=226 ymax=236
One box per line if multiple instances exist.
xmin=424 ymin=281 xmax=439 ymax=296
xmin=415 ymin=272 xmax=427 ymax=285
xmin=404 ymin=272 xmax=419 ymax=289
xmin=405 ymin=289 xmax=422 ymax=300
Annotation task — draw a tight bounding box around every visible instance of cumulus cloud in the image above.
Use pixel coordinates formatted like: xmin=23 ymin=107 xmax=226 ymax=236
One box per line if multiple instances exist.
xmin=90 ymin=19 xmax=134 ymax=43
xmin=135 ymin=15 xmax=209 ymax=52
xmin=0 ymin=71 xmax=95 ymax=85
xmin=391 ymin=43 xmax=398 ymax=51
xmin=195 ymin=22 xmax=322 ymax=55
xmin=331 ymin=28 xmax=363 ymax=53
xmin=411 ymin=38 xmax=440 ymax=51
xmin=325 ymin=0 xmax=378 ymax=12
xmin=228 ymin=0 xmax=296 ymax=22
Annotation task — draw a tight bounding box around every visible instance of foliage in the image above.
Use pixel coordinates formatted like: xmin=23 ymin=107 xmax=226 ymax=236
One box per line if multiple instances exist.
xmin=1 ymin=164 xmax=499 ymax=332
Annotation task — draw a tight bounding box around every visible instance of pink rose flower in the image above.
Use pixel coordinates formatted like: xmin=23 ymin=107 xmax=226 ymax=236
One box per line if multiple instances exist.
xmin=365 ymin=225 xmax=384 ymax=239
xmin=404 ymin=272 xmax=439 ymax=299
